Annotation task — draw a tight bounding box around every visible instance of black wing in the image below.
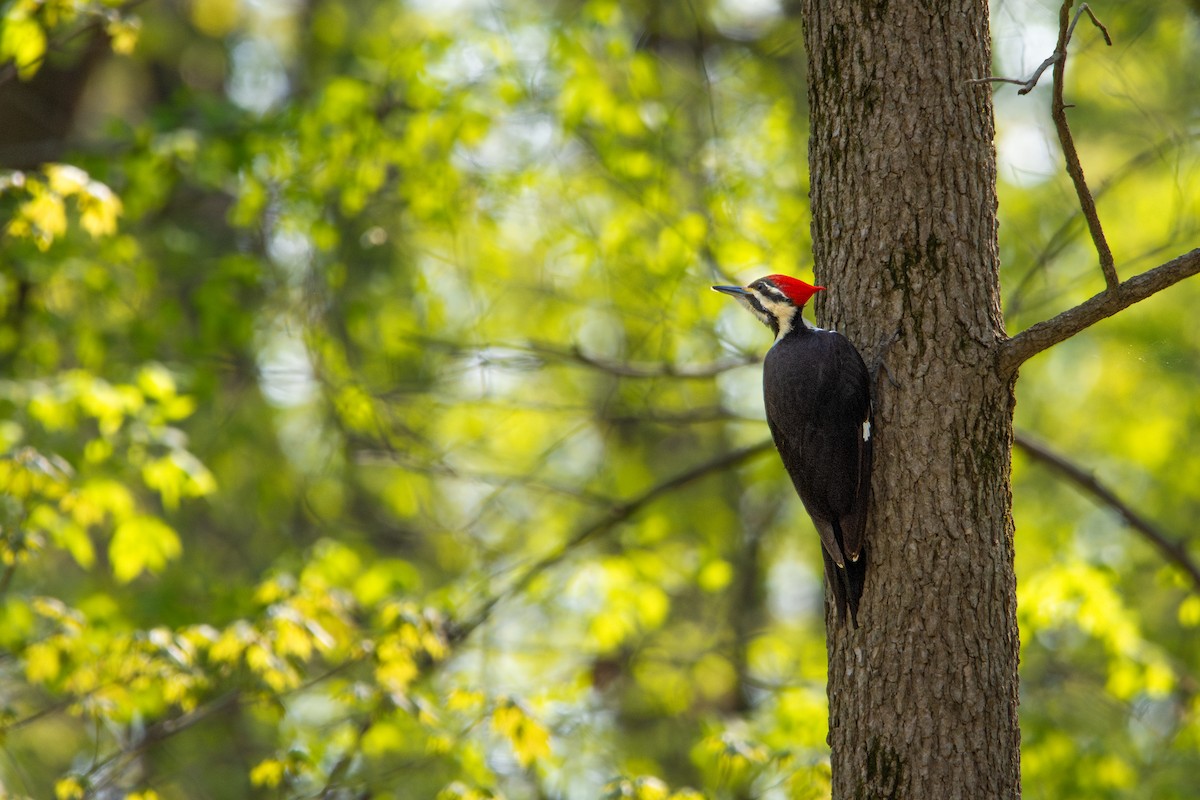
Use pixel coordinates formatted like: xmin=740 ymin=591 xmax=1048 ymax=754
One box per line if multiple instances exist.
xmin=763 ymin=329 xmax=872 ymax=622
xmin=828 ymin=332 xmax=872 ymax=562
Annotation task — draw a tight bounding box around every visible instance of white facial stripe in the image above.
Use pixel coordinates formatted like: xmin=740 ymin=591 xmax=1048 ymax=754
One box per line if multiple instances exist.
xmin=731 ymin=285 xmax=801 ymax=341
xmin=756 ymin=283 xmax=790 ymax=303
xmin=750 ymin=290 xmax=796 ymax=342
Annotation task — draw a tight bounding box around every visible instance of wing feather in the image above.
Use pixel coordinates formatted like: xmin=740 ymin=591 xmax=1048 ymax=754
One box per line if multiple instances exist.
xmin=763 ymin=329 xmax=872 ymax=604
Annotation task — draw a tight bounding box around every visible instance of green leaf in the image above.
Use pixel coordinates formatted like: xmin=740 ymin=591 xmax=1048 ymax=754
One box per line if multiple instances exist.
xmin=249 ymin=759 xmax=285 ymax=788
xmin=109 ymin=515 xmax=182 ymax=582
xmin=0 ymin=16 xmax=46 ymax=80
xmin=24 ymin=640 xmax=61 ymax=683
xmin=491 ymin=700 xmax=551 ymax=768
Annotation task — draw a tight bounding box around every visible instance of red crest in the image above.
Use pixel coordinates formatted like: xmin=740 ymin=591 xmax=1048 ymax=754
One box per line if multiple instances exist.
xmin=765 ymin=274 xmax=825 ymax=306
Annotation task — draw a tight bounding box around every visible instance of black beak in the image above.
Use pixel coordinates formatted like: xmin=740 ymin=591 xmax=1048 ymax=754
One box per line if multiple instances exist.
xmin=712 ymin=285 xmax=749 ymax=297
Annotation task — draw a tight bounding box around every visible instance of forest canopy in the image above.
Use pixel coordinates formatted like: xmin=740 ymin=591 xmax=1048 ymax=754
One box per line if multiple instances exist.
xmin=0 ymin=0 xmax=1197 ymax=798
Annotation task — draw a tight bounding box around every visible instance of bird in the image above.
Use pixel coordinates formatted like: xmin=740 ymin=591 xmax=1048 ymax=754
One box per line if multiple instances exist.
xmin=712 ymin=274 xmax=873 ymax=625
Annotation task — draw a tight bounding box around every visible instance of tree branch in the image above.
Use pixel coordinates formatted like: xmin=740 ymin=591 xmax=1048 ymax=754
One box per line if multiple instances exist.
xmin=970 ymin=2 xmax=1116 ymax=288
xmin=356 ymin=449 xmax=617 ymax=507
xmin=81 ymin=691 xmax=242 ymax=795
xmin=524 ymin=342 xmax=758 ymax=379
xmin=599 ymin=406 xmax=744 ymax=426
xmin=1000 ymin=247 xmax=1200 ymax=373
xmin=409 ymin=336 xmax=758 ymax=380
xmin=1005 ymin=130 xmax=1199 ymax=318
xmin=968 ymin=3 xmax=1108 ymax=94
xmin=966 ymin=53 xmax=1059 ymax=94
xmin=1014 ymin=432 xmax=1200 ymax=593
xmin=1050 ymin=1 xmax=1117 ymax=290
xmin=449 ymin=439 xmax=775 ymax=643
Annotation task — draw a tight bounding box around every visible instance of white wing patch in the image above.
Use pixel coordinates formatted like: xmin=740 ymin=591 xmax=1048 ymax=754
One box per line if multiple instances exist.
xmin=862 ymin=420 xmax=871 ymax=441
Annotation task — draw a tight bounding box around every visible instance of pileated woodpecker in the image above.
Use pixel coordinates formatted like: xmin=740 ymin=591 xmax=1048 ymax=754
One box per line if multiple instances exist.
xmin=713 ymin=275 xmax=872 ymax=625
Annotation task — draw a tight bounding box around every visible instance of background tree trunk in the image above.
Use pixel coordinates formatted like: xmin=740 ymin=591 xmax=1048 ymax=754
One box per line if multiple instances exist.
xmin=799 ymin=2 xmax=1022 ymax=797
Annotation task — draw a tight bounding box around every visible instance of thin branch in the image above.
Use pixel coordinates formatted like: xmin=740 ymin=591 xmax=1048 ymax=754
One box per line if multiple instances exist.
xmin=684 ymin=0 xmax=721 ymax=142
xmin=449 ymin=439 xmax=775 ymax=643
xmin=524 ymin=342 xmax=758 ymax=379
xmin=1000 ymin=247 xmax=1200 ymax=373
xmin=599 ymin=406 xmax=745 ymax=426
xmin=0 ymin=562 xmax=16 ymax=596
xmin=138 ymin=691 xmax=241 ymax=742
xmin=1005 ymin=129 xmax=1199 ymax=318
xmin=966 ymin=53 xmax=1059 ymax=94
xmin=407 ymin=335 xmax=757 ymax=380
xmin=3 ymin=698 xmax=72 ymax=733
xmin=355 ymin=449 xmax=617 ymax=507
xmin=1014 ymin=432 xmax=1200 ymax=593
xmin=1067 ymin=3 xmax=1112 ymax=46
xmin=321 ymin=714 xmax=375 ymax=798
xmin=1020 ymin=55 xmax=1060 ymax=95
xmin=1050 ymin=1 xmax=1117 ymax=290
xmin=969 ymin=2 xmax=1110 ymax=95
xmin=81 ymin=692 xmax=241 ymax=794
xmin=968 ymin=2 xmax=1116 ymax=288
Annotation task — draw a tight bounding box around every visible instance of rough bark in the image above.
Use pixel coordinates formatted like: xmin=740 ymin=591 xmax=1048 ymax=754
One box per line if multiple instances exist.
xmin=799 ymin=2 xmax=1021 ymax=798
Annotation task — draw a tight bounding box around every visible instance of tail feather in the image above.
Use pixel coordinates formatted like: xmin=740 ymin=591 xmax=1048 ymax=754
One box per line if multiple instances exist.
xmin=824 ymin=519 xmax=867 ymax=627
xmin=844 ymin=546 xmax=866 ymax=625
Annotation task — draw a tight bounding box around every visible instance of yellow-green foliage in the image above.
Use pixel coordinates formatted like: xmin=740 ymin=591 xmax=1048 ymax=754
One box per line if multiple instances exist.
xmin=0 ymin=1 xmax=1196 ymax=798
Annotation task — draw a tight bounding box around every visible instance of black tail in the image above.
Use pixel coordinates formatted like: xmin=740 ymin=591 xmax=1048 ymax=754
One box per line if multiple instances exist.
xmin=823 ymin=520 xmax=867 ymax=627
xmin=843 ymin=547 xmax=867 ymax=625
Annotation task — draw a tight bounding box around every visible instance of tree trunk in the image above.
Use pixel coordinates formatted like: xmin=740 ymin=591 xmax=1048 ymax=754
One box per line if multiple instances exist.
xmin=799 ymin=2 xmax=1021 ymax=798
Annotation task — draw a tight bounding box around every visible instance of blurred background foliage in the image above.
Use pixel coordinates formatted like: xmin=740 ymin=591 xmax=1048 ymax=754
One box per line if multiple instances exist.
xmin=0 ymin=0 xmax=1196 ymax=797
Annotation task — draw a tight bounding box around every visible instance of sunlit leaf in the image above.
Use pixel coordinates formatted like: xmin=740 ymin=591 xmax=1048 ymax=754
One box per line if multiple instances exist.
xmin=24 ymin=640 xmax=61 ymax=684
xmin=109 ymin=516 xmax=182 ymax=583
xmin=249 ymin=759 xmax=285 ymax=788
xmin=106 ymin=16 xmax=141 ymax=54
xmin=190 ymin=0 xmax=241 ymax=37
xmin=53 ymin=776 xmax=84 ymax=800
xmin=491 ymin=700 xmax=551 ymax=768
xmin=0 ymin=15 xmax=46 ymax=80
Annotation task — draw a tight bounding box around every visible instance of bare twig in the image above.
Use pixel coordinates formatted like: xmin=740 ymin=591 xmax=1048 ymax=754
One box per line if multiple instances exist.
xmin=80 ymin=692 xmax=241 ymax=794
xmin=1000 ymin=247 xmax=1200 ymax=373
xmin=524 ymin=342 xmax=758 ymax=379
xmin=600 ymin=406 xmax=745 ymax=426
xmin=966 ymin=53 xmax=1059 ymax=94
xmin=1005 ymin=130 xmax=1199 ymax=317
xmin=969 ymin=2 xmax=1110 ymax=95
xmin=1014 ymin=432 xmax=1200 ymax=592
xmin=450 ymin=439 xmax=775 ymax=642
xmin=407 ymin=336 xmax=757 ymax=380
xmin=1067 ymin=3 xmax=1112 ymax=46
xmin=965 ymin=75 xmax=1026 ymax=88
xmin=1017 ymin=53 xmax=1060 ymax=95
xmin=321 ymin=714 xmax=375 ymax=798
xmin=0 ymin=562 xmax=16 ymax=596
xmin=3 ymin=698 xmax=72 ymax=733
xmin=684 ymin=0 xmax=721 ymax=142
xmin=1050 ymin=1 xmax=1117 ymax=290
xmin=356 ymin=450 xmax=617 ymax=506
xmin=968 ymin=2 xmax=1117 ymax=288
